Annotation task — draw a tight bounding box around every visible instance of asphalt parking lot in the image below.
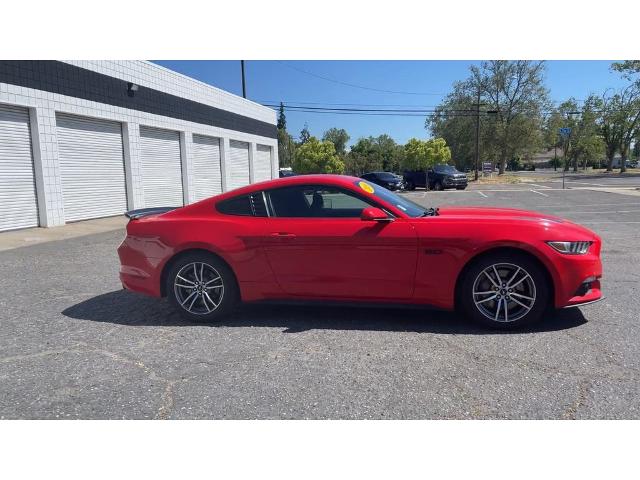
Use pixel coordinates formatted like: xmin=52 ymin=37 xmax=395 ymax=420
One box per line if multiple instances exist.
xmin=1 ymin=177 xmax=639 ymax=419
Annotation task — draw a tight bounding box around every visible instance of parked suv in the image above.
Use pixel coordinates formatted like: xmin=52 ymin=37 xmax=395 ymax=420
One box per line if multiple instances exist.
xmin=403 ymin=164 xmax=468 ymax=190
xmin=360 ymin=171 xmax=405 ymax=191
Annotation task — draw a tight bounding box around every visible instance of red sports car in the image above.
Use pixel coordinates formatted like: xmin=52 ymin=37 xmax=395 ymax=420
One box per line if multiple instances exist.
xmin=117 ymin=175 xmax=602 ymax=329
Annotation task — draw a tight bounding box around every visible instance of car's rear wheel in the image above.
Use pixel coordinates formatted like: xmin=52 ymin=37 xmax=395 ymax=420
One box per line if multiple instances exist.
xmin=433 ymin=181 xmax=443 ymax=191
xmin=166 ymin=252 xmax=238 ymax=322
xmin=460 ymin=253 xmax=549 ymax=329
xmin=406 ymin=181 xmax=415 ymax=191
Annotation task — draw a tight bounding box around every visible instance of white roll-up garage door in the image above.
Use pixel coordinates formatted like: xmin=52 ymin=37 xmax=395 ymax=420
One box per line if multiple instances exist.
xmin=140 ymin=126 xmax=183 ymax=207
xmin=254 ymin=144 xmax=272 ymax=182
xmin=192 ymin=134 xmax=222 ymax=201
xmin=56 ymin=113 xmax=127 ymax=222
xmin=0 ymin=104 xmax=39 ymax=231
xmin=228 ymin=140 xmax=250 ymax=191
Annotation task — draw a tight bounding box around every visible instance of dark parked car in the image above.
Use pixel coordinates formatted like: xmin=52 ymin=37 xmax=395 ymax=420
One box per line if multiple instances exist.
xmin=360 ymin=172 xmax=405 ymax=191
xmin=279 ymin=168 xmax=296 ymax=178
xmin=403 ymin=164 xmax=468 ymax=191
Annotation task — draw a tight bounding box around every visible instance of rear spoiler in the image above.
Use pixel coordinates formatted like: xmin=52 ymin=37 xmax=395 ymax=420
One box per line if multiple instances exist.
xmin=124 ymin=207 xmax=178 ymax=220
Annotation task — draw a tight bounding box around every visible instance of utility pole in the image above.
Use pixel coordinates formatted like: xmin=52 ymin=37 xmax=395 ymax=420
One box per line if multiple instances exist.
xmin=474 ymin=89 xmax=481 ymax=181
xmin=241 ymin=60 xmax=247 ymax=99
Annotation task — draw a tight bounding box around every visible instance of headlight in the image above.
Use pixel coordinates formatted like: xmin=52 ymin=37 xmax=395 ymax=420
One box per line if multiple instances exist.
xmin=546 ymin=241 xmax=593 ymax=255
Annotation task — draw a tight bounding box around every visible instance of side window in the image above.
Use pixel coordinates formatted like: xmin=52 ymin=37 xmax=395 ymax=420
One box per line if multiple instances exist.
xmin=267 ymin=185 xmax=374 ymax=218
xmin=216 ymin=193 xmax=268 ymax=217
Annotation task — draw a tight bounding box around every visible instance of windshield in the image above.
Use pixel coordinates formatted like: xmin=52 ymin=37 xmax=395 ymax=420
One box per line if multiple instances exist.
xmin=354 ymin=180 xmax=427 ymax=217
xmin=375 ymin=172 xmax=398 ymax=180
xmin=435 ymin=165 xmax=457 ymax=173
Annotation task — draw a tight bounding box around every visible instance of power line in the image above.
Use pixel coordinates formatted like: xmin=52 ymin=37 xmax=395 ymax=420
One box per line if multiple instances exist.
xmin=259 ymin=99 xmax=444 ymax=108
xmin=275 ymin=61 xmax=445 ymax=96
xmin=267 ymin=102 xmax=632 ymax=118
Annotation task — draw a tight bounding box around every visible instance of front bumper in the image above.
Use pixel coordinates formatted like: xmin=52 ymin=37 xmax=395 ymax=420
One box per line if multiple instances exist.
xmin=548 ymin=248 xmax=603 ymax=308
xmin=443 ymin=177 xmax=468 ymax=187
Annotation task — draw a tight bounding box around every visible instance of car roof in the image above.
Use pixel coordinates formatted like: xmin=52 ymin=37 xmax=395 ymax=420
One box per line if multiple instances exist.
xmin=211 ymin=174 xmax=364 ymax=202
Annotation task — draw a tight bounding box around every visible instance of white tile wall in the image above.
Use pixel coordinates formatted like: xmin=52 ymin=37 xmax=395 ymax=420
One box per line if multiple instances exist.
xmin=62 ymin=61 xmax=276 ymax=124
xmin=0 ymin=61 xmax=278 ymax=228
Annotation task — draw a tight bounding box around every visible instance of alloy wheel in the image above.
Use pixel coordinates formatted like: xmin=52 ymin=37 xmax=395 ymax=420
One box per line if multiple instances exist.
xmin=173 ymin=262 xmax=224 ymax=315
xmin=471 ymin=262 xmax=536 ymax=323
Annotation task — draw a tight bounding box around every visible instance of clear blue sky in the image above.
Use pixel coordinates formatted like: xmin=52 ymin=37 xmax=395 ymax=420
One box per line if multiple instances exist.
xmin=153 ymin=60 xmax=628 ymax=146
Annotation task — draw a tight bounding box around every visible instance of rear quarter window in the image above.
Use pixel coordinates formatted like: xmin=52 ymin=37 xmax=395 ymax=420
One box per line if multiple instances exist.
xmin=217 ymin=195 xmax=252 ymax=216
xmin=216 ymin=193 xmax=268 ymax=217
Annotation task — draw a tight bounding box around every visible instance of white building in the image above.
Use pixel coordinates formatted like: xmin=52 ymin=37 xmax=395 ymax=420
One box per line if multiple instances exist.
xmin=0 ymin=60 xmax=278 ymax=232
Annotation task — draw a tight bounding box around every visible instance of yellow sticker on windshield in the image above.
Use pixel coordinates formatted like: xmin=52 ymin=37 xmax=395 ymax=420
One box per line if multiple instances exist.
xmin=358 ymin=181 xmax=375 ymax=194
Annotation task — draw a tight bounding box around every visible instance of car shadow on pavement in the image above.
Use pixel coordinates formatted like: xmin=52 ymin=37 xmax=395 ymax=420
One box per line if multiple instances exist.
xmin=62 ymin=290 xmax=588 ymax=335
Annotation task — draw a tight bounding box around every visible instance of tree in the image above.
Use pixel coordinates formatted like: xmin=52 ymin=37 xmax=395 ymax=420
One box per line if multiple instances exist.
xmin=556 ymin=96 xmax=604 ymax=172
xmin=469 ymin=60 xmax=549 ymax=174
xmin=601 ymin=86 xmax=640 ymax=172
xmin=345 ymin=137 xmax=382 ymax=175
xmin=299 ymin=123 xmax=311 ymax=145
xmin=375 ymin=134 xmax=403 ymax=172
xmin=401 ymin=138 xmax=451 ymax=172
xmin=322 ymin=128 xmax=350 ymax=155
xmin=277 ymin=102 xmax=286 ymax=130
xmin=277 ymin=129 xmax=296 ymax=168
xmin=601 ymin=92 xmax=623 ymax=171
xmin=343 ymin=135 xmax=404 ymax=175
xmin=293 ymin=137 xmax=345 ymax=174
xmin=276 ymin=103 xmax=294 ymax=167
xmin=427 ymin=82 xmax=478 ymax=171
xmin=428 ymin=61 xmax=549 ymax=174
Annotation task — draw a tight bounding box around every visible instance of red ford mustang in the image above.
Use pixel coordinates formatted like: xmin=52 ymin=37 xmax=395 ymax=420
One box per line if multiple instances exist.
xmin=117 ymin=174 xmax=602 ymax=329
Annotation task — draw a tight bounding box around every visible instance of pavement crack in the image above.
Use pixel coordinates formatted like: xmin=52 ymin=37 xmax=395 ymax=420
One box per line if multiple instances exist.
xmin=562 ymin=379 xmax=591 ymax=419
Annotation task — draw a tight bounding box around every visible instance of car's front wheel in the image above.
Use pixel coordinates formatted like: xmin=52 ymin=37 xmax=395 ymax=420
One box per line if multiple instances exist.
xmin=166 ymin=252 xmax=238 ymax=322
xmin=460 ymin=253 xmax=550 ymax=329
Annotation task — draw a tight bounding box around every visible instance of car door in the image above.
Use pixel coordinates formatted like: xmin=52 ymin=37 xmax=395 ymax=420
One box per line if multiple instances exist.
xmin=261 ymin=184 xmax=418 ymax=300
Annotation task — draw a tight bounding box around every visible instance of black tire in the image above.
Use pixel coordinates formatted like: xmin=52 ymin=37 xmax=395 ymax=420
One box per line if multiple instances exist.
xmin=433 ymin=181 xmax=443 ymax=191
xmin=406 ymin=181 xmax=415 ymax=191
xmin=459 ymin=252 xmax=550 ymax=329
xmin=456 ymin=186 xmax=466 ymax=190
xmin=166 ymin=252 xmax=239 ymax=322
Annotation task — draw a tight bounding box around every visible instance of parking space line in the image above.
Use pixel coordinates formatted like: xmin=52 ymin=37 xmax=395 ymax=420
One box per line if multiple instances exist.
xmin=530 ymin=189 xmax=548 ymax=197
xmin=477 ymin=191 xmax=488 ymax=198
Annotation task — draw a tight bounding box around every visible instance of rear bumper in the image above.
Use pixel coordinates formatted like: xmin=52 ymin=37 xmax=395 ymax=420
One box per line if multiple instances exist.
xmin=117 ymin=236 xmax=164 ymax=298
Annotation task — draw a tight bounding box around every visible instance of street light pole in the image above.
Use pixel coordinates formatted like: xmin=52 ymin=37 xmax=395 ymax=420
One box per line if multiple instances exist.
xmin=474 ymin=89 xmax=481 ymax=181
xmin=241 ymin=60 xmax=247 ymax=99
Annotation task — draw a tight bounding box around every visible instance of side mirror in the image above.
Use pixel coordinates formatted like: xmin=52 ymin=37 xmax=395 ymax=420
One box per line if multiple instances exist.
xmin=361 ymin=207 xmax=393 ymax=222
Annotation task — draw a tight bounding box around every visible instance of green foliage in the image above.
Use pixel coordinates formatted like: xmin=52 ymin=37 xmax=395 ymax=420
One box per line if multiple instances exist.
xmin=322 ymin=128 xmax=350 ymax=155
xmin=507 ymin=157 xmax=522 ymax=171
xmin=277 ymin=129 xmax=296 ymax=168
xmin=343 ymin=135 xmax=404 ymax=175
xmin=428 ymin=61 xmax=549 ymax=175
xmin=299 ymin=123 xmax=311 ymax=145
xmin=345 ymin=137 xmax=383 ymax=175
xmin=277 ymin=102 xmax=286 ymax=130
xmin=402 ymin=138 xmax=451 ymax=171
xmin=293 ymin=137 xmax=345 ymax=174
xmin=427 ymin=82 xmax=478 ymax=170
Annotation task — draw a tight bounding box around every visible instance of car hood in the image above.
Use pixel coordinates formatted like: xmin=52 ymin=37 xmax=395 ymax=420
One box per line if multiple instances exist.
xmin=435 ymin=206 xmax=599 ymax=239
xmin=438 ymin=206 xmax=563 ymax=222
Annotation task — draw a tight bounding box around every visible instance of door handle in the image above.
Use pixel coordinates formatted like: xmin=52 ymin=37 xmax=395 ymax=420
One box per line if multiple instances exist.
xmin=270 ymin=232 xmax=296 ymax=239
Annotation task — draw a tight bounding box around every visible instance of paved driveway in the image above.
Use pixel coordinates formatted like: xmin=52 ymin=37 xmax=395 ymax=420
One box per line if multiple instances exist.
xmin=1 ymin=188 xmax=638 ymax=419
